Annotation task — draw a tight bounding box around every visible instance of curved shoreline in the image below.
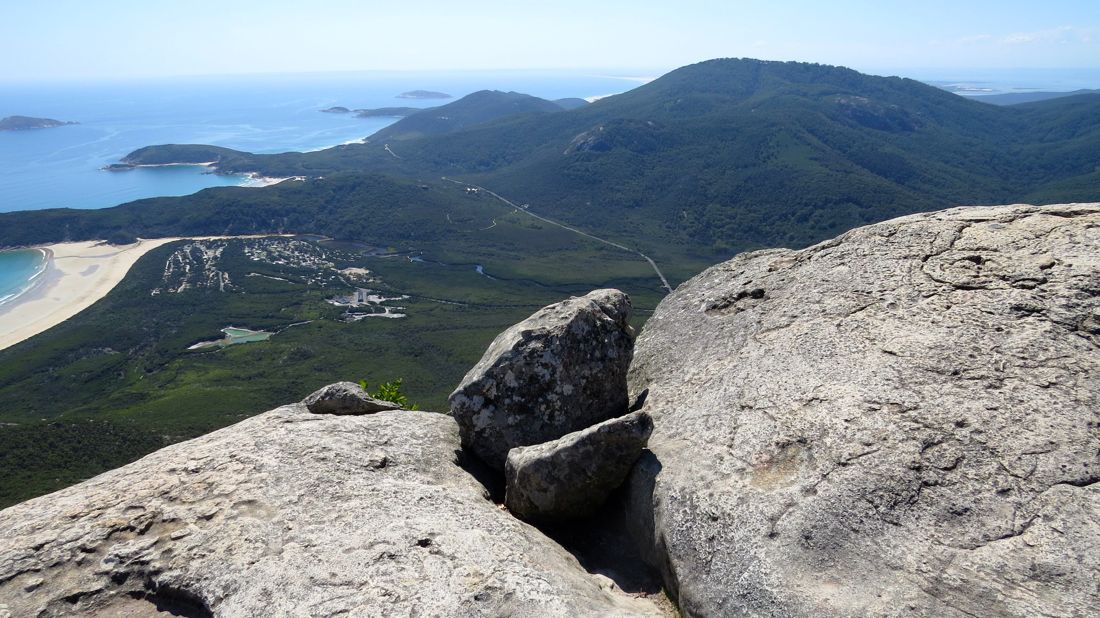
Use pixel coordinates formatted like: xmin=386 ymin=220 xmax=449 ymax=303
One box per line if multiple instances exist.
xmin=0 ymin=239 xmax=181 ymax=352
xmin=0 ymin=248 xmax=49 ymax=307
xmin=101 ymin=161 xmax=299 ymax=190
xmin=0 ymin=235 xmax=293 ymax=352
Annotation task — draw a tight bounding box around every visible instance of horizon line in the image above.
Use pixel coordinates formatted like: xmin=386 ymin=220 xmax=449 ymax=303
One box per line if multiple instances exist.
xmin=3 ymin=59 xmax=1100 ymax=85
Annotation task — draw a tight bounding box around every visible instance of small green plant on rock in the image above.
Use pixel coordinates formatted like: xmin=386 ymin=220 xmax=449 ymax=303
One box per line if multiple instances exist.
xmin=359 ymin=378 xmax=418 ymax=410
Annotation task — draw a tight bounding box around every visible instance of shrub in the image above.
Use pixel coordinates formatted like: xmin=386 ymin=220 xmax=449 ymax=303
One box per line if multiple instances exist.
xmin=358 ymin=378 xmax=418 ymax=410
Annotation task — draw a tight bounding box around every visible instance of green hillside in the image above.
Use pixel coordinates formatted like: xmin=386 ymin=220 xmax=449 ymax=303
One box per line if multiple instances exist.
xmin=2 ymin=58 xmax=1099 ymax=507
xmin=369 ymin=90 xmax=569 ymax=141
xmin=0 ymin=175 xmax=676 ymax=507
xmin=47 ymin=58 xmax=1098 ymax=260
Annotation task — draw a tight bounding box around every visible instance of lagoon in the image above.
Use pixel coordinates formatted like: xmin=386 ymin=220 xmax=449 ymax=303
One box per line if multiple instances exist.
xmin=188 ymin=326 xmax=273 ymax=350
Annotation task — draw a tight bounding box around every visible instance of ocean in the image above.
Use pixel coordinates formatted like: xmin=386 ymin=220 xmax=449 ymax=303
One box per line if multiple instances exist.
xmin=0 ymin=70 xmax=648 ymax=311
xmin=0 ymin=67 xmax=1096 ymax=312
xmin=0 ymin=70 xmax=648 ymax=214
xmin=2 ymin=67 xmax=1095 ymax=215
xmin=892 ymin=67 xmax=1100 ymax=97
xmin=0 ymin=249 xmax=46 ymax=307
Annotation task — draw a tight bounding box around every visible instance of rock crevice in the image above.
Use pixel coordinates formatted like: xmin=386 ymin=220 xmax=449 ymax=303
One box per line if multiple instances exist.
xmin=0 ymin=407 xmax=663 ymax=616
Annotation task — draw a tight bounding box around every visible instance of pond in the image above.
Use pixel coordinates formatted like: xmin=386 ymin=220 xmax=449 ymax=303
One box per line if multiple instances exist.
xmin=187 ymin=326 xmax=273 ymax=350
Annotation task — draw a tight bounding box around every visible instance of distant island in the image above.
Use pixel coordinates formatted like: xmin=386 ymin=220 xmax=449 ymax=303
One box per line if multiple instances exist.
xmin=397 ymin=90 xmax=452 ymax=100
xmin=319 ymin=106 xmax=424 ymax=117
xmin=0 ymin=115 xmax=77 ymax=131
xmin=354 ymin=107 xmax=422 ymax=118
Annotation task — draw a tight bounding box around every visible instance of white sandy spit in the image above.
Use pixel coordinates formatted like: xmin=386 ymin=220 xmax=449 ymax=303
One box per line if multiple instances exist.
xmin=240 ymin=173 xmax=300 ymax=188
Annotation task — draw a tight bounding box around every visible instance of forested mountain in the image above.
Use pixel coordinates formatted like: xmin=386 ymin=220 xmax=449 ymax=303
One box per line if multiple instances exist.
xmin=368 ymin=90 xmax=570 ymax=141
xmin=13 ymin=58 xmax=1094 ymax=260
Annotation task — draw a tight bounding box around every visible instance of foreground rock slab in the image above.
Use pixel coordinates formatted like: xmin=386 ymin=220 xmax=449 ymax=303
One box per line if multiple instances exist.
xmin=627 ymin=203 xmax=1100 ymax=617
xmin=506 ymin=411 xmax=654 ymax=522
xmin=0 ymin=406 xmax=662 ymax=617
xmin=302 ymin=380 xmax=400 ymax=415
xmin=450 ymin=288 xmax=635 ymax=470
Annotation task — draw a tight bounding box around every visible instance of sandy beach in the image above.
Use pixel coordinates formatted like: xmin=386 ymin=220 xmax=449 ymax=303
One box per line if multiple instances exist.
xmin=0 ymin=235 xmax=295 ymax=352
xmin=0 ymin=239 xmax=180 ymax=351
xmin=240 ymin=173 xmax=304 ymax=188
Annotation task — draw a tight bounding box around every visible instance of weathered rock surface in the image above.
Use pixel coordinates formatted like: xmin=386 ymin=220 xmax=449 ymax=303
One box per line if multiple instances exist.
xmin=302 ymin=380 xmax=400 ymax=415
xmin=627 ymin=203 xmax=1100 ymax=617
xmin=450 ymin=288 xmax=635 ymax=470
xmin=506 ymin=411 xmax=654 ymax=522
xmin=0 ymin=405 xmax=662 ymax=617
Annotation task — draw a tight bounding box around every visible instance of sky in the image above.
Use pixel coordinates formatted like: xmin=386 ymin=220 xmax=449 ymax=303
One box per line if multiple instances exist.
xmin=1 ymin=0 xmax=1098 ymax=81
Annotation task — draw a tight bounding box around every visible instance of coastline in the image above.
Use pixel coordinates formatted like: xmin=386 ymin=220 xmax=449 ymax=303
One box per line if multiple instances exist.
xmin=0 ymin=235 xmax=294 ymax=352
xmin=0 ymin=239 xmax=180 ymax=352
xmin=240 ymin=173 xmax=303 ymax=188
xmin=0 ymin=248 xmax=49 ymax=306
xmin=105 ymin=161 xmax=300 ymax=189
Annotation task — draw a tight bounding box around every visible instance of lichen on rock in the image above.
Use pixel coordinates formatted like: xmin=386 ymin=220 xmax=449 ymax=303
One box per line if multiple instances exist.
xmin=301 ymin=381 xmax=400 ymax=415
xmin=505 ymin=410 xmax=654 ymax=523
xmin=0 ymin=406 xmax=662 ymax=616
xmin=449 ymin=288 xmax=636 ymax=471
xmin=627 ymin=202 xmax=1100 ymax=617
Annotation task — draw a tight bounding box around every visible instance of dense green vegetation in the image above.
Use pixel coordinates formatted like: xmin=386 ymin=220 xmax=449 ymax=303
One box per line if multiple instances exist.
xmin=115 ymin=144 xmax=243 ymax=166
xmin=0 ymin=195 xmax=670 ymax=507
xmin=361 ymin=378 xmax=417 ymax=410
xmin=2 ymin=57 xmax=1099 ymax=507
xmin=369 ymin=90 xmax=570 ymax=141
xmin=31 ymin=59 xmax=1097 ymax=259
xmin=0 ymin=175 xmax=486 ymax=248
xmin=553 ymin=97 xmax=589 ymax=111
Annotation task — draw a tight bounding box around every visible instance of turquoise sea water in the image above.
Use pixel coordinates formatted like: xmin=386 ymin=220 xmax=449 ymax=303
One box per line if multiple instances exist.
xmin=0 ymin=249 xmax=47 ymax=308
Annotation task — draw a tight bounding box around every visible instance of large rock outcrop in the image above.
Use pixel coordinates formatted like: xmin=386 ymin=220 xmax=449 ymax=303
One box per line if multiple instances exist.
xmin=505 ymin=411 xmax=654 ymax=522
xmin=627 ymin=203 xmax=1100 ymax=617
xmin=0 ymin=405 xmax=661 ymax=617
xmin=450 ymin=289 xmax=635 ymax=470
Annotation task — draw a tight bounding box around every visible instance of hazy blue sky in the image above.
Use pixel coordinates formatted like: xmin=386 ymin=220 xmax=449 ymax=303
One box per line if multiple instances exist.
xmin=2 ymin=0 xmax=1097 ymax=80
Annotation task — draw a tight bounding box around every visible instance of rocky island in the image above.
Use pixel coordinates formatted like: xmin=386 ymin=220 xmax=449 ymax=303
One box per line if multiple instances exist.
xmin=0 ymin=115 xmax=77 ymax=131
xmin=319 ymin=106 xmax=351 ymax=113
xmin=0 ymin=202 xmax=1096 ymax=616
xmin=397 ymin=89 xmax=452 ymax=99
